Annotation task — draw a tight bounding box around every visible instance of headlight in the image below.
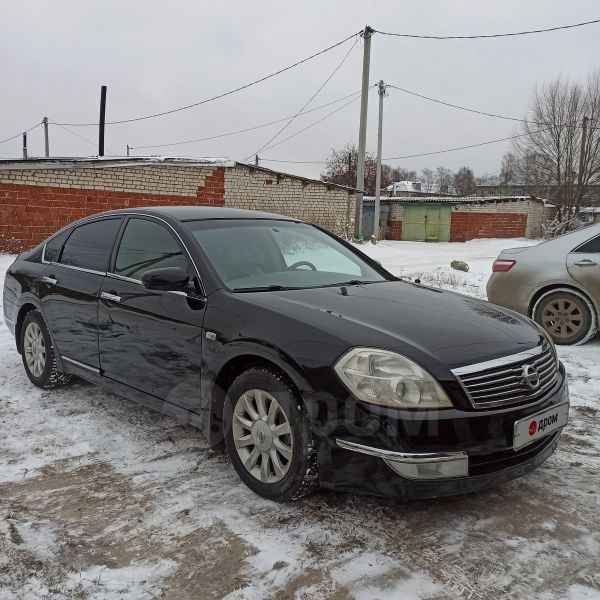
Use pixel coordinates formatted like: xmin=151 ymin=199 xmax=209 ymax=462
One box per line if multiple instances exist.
xmin=334 ymin=348 xmax=453 ymax=409
xmin=532 ymin=320 xmax=559 ymax=367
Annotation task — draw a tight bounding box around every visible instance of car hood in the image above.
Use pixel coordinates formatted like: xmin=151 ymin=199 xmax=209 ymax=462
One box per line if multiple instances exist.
xmin=245 ymin=280 xmax=542 ymax=369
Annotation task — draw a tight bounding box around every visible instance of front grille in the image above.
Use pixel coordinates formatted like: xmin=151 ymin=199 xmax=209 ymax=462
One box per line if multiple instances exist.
xmin=452 ymin=344 xmax=559 ymax=409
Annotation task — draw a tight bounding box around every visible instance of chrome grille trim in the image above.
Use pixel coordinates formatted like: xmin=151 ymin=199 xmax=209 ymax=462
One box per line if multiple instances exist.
xmin=451 ymin=344 xmax=559 ymax=409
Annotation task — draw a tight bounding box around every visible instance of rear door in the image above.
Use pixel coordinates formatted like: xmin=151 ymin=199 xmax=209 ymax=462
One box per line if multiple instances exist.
xmin=39 ymin=217 xmax=123 ymax=371
xmin=98 ymin=216 xmax=206 ymax=409
xmin=566 ymin=233 xmax=600 ymax=302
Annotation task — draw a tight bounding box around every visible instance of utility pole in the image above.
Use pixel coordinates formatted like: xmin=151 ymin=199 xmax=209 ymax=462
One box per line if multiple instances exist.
xmin=127 ymin=144 xmax=130 ymax=157
xmin=576 ymin=115 xmax=589 ymax=213
xmin=98 ymin=85 xmax=107 ymax=157
xmin=22 ymin=132 xmax=28 ymax=159
xmin=255 ymin=154 xmax=259 ymax=166
xmin=373 ymin=80 xmax=387 ymax=240
xmin=348 ymin=151 xmax=352 ymax=186
xmin=42 ymin=117 xmax=50 ymax=157
xmin=354 ymin=25 xmax=374 ymax=240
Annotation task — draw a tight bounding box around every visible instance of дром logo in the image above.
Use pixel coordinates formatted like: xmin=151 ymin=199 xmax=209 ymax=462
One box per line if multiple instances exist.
xmin=529 ymin=421 xmax=537 ymax=436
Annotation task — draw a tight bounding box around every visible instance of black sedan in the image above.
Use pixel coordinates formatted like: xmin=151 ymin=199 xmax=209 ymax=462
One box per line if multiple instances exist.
xmin=2 ymin=207 xmax=570 ymax=501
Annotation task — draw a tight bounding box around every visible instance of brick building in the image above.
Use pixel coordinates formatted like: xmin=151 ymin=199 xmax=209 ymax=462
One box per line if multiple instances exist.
xmin=0 ymin=157 xmax=356 ymax=253
xmin=362 ymin=195 xmax=551 ymax=242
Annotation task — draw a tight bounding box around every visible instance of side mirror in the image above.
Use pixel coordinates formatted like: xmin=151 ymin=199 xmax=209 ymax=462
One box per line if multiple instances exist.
xmin=142 ymin=267 xmax=190 ymax=292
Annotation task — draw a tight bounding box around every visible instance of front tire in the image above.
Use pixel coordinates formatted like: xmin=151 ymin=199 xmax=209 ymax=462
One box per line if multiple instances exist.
xmin=532 ymin=288 xmax=597 ymax=345
xmin=224 ymin=367 xmax=318 ymax=502
xmin=20 ymin=310 xmax=71 ymax=389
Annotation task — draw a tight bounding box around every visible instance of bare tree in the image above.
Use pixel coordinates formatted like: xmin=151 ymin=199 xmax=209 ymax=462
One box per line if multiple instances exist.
xmin=435 ymin=166 xmax=454 ymax=195
xmin=420 ymin=168 xmax=435 ymax=192
xmin=390 ymin=166 xmax=417 ymax=182
xmin=500 ymin=152 xmax=520 ymax=185
xmin=321 ymin=143 xmax=393 ymax=195
xmin=453 ymin=166 xmax=476 ymax=196
xmin=513 ymin=71 xmax=600 ymax=219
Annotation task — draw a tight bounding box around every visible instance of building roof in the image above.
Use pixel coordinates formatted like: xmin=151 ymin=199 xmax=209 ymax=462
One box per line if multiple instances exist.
xmin=0 ymin=156 xmax=235 ymax=169
xmin=363 ymin=195 xmax=543 ymax=204
xmin=0 ymin=156 xmax=357 ymax=193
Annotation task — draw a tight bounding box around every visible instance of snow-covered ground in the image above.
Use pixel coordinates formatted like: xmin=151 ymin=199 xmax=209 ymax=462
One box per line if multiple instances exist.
xmin=0 ymin=241 xmax=599 ymax=600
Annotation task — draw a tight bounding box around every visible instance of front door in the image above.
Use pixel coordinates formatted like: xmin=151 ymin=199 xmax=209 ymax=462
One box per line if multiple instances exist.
xmin=39 ymin=217 xmax=123 ymax=370
xmin=98 ymin=216 xmax=206 ymax=410
xmin=567 ymin=233 xmax=600 ymax=301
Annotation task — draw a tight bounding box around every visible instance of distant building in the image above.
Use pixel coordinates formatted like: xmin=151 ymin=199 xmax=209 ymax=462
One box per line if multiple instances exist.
xmin=362 ymin=195 xmax=552 ymax=242
xmin=385 ymin=180 xmax=451 ymax=197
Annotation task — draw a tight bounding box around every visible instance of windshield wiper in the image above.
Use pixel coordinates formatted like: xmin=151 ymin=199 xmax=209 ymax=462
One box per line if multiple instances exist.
xmin=325 ymin=280 xmax=380 ymax=287
xmin=232 ymin=285 xmax=294 ymax=292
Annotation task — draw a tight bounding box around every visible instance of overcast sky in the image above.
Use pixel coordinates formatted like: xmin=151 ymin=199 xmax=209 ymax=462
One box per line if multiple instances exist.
xmin=1 ymin=1 xmax=599 ymax=180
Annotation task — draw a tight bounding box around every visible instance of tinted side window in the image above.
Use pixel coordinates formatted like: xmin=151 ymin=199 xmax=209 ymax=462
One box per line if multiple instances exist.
xmin=114 ymin=218 xmax=190 ymax=280
xmin=44 ymin=228 xmax=71 ymax=262
xmin=60 ymin=219 xmax=122 ymax=272
xmin=575 ymin=235 xmax=600 ymax=253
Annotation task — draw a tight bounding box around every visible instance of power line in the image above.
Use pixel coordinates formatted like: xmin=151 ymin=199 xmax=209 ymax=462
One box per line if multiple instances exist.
xmin=49 ymin=120 xmax=118 ymax=156
xmin=246 ymin=35 xmax=359 ymax=161
xmin=0 ymin=122 xmax=42 ymax=145
xmin=383 ymin=119 xmax=587 ymax=160
xmin=387 ymin=85 xmax=540 ymax=124
xmin=383 ymin=130 xmax=540 ymax=160
xmin=260 ymin=158 xmax=327 ymax=164
xmin=374 ymin=17 xmax=600 ymax=40
xmin=55 ymin=31 xmax=362 ymax=127
xmin=260 ymin=92 xmax=364 ymax=153
xmin=129 ymin=90 xmax=362 ymax=150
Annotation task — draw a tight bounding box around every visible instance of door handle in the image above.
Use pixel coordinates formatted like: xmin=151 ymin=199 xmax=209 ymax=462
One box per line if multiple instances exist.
xmin=41 ymin=275 xmax=58 ymax=285
xmin=574 ymin=259 xmax=598 ymax=267
xmin=101 ymin=291 xmax=121 ymax=303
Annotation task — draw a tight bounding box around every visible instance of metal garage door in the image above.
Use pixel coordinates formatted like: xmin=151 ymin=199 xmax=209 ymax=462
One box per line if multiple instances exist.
xmin=402 ymin=204 xmax=451 ymax=242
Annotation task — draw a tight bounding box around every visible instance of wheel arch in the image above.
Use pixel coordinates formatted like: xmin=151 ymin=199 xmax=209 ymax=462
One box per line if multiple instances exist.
xmin=207 ymin=352 xmax=307 ymax=448
xmin=15 ymin=302 xmax=39 ymax=354
xmin=528 ymin=283 xmax=598 ymax=318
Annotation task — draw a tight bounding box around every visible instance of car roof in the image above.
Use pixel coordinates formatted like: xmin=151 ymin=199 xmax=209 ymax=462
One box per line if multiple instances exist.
xmin=105 ymin=206 xmax=299 ymax=222
xmin=537 ymin=222 xmax=600 ymax=251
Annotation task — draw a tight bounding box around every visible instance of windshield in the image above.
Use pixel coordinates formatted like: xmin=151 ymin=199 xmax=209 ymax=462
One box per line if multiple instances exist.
xmin=184 ymin=219 xmax=388 ymax=291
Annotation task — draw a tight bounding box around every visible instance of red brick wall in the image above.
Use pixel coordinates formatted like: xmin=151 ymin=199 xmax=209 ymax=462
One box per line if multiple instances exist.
xmin=385 ymin=220 xmax=403 ymax=240
xmin=0 ymin=168 xmax=225 ymax=253
xmin=450 ymin=212 xmax=527 ymax=242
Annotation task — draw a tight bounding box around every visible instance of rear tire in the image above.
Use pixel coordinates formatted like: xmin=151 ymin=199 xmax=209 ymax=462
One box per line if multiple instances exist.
xmin=20 ymin=310 xmax=71 ymax=389
xmin=223 ymin=367 xmax=318 ymax=502
xmin=532 ymin=288 xmax=597 ymax=345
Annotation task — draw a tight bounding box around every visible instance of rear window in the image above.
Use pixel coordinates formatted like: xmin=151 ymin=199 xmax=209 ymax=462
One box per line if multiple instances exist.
xmin=60 ymin=218 xmax=122 ymax=272
xmin=574 ymin=234 xmax=600 ymax=253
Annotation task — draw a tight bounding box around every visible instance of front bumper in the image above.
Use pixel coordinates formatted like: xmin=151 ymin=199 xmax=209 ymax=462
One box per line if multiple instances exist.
xmin=305 ymin=364 xmax=569 ymax=498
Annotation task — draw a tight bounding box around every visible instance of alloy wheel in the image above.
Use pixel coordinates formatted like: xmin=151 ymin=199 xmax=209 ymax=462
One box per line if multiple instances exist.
xmin=540 ymin=297 xmax=583 ymax=340
xmin=24 ymin=321 xmax=46 ymax=378
xmin=232 ymin=388 xmax=294 ymax=484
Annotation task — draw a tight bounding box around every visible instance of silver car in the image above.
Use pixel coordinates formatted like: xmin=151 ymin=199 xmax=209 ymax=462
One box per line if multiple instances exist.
xmin=487 ymin=223 xmax=600 ymax=345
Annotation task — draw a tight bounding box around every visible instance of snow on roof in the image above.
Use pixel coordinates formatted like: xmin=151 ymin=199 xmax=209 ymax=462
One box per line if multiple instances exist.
xmin=0 ymin=156 xmax=357 ymax=193
xmin=0 ymin=156 xmax=235 ymax=170
xmin=363 ymin=195 xmax=543 ymax=204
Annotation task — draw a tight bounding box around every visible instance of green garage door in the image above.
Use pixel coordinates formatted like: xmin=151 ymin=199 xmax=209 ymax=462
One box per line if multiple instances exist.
xmin=402 ymin=204 xmax=451 ymax=242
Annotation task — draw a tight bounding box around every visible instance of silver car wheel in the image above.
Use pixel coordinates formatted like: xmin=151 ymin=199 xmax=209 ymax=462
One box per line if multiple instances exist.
xmin=232 ymin=388 xmax=294 ymax=484
xmin=24 ymin=321 xmax=46 ymax=378
xmin=540 ymin=297 xmax=583 ymax=340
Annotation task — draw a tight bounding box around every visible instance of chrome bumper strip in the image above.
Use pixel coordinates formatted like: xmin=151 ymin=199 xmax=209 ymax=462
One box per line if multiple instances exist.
xmin=335 ymin=439 xmax=469 ymax=479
